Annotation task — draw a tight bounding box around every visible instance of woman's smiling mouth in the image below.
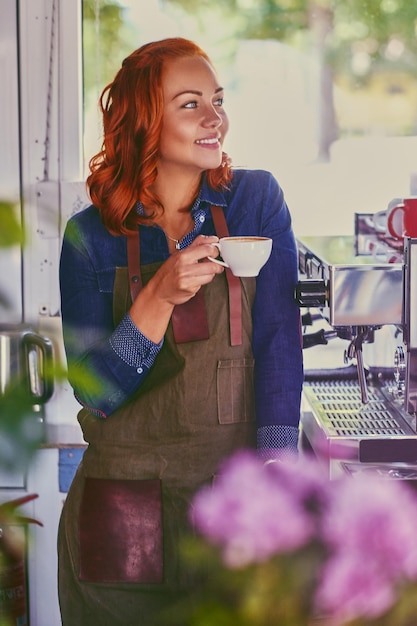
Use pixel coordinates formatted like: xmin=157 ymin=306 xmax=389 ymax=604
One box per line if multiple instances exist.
xmin=195 ymin=136 xmax=221 ymax=147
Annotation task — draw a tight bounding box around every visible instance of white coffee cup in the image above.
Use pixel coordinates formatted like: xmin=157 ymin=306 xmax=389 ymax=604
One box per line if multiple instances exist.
xmin=208 ymin=236 xmax=273 ymax=277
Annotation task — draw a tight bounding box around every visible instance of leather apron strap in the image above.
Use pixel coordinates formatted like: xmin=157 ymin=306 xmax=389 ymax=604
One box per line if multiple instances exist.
xmin=127 ymin=232 xmax=141 ymax=302
xmin=210 ymin=205 xmax=242 ymax=346
xmin=126 ymin=205 xmax=242 ymax=346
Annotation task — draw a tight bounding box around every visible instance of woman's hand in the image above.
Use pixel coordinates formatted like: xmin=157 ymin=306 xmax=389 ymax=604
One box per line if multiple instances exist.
xmin=151 ymin=235 xmax=223 ymax=305
xmin=129 ymin=235 xmax=223 ymax=343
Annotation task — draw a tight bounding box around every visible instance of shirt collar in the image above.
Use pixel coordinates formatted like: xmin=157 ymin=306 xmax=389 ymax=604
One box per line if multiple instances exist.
xmin=136 ymin=173 xmax=227 ymax=217
xmin=198 ymin=174 xmax=227 ymax=210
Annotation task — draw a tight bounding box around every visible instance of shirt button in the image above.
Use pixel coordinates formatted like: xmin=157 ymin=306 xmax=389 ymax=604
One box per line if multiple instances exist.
xmin=137 ymin=367 xmax=143 ymax=374
xmin=199 ymin=215 xmax=205 ymax=223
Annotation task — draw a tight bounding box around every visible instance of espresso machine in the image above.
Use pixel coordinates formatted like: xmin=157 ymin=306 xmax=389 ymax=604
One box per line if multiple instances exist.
xmin=296 ymin=211 xmax=417 ymax=477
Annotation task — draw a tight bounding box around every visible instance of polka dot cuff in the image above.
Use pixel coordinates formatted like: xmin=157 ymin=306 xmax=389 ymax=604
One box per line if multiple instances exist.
xmin=109 ymin=313 xmax=162 ymax=368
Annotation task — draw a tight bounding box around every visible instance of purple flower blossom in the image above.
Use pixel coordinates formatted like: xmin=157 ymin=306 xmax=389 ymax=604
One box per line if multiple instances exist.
xmin=315 ymin=550 xmax=396 ymax=623
xmin=190 ymin=449 xmax=417 ymax=624
xmin=315 ymin=476 xmax=417 ymax=622
xmin=266 ymin=453 xmax=331 ymax=512
xmin=191 ymin=450 xmax=316 ymax=568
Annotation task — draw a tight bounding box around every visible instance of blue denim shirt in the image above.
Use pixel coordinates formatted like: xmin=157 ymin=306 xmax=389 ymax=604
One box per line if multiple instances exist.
xmin=60 ymin=169 xmax=303 ymax=457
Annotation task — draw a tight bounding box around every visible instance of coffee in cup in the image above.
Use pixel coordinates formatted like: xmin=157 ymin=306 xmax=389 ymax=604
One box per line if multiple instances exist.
xmin=387 ymin=197 xmax=417 ymax=239
xmin=208 ymin=236 xmax=273 ymax=277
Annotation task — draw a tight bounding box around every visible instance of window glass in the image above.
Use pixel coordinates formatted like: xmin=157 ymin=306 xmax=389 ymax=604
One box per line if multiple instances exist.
xmin=83 ymin=0 xmax=417 ymax=236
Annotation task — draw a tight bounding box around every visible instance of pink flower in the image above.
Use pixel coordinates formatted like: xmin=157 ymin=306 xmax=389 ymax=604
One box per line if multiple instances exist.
xmin=266 ymin=453 xmax=332 ymax=512
xmin=315 ymin=476 xmax=417 ymax=622
xmin=190 ymin=449 xmax=417 ymax=624
xmin=191 ymin=450 xmax=315 ymax=568
xmin=322 ymin=478 xmax=417 ymax=577
xmin=315 ymin=551 xmax=396 ymax=624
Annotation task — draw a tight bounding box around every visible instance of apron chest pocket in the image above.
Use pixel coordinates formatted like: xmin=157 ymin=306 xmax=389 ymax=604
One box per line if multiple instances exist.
xmin=217 ymin=358 xmax=255 ymax=424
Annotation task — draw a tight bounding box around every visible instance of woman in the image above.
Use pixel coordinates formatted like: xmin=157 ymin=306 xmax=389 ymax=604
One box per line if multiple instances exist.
xmin=58 ymin=37 xmax=303 ymax=625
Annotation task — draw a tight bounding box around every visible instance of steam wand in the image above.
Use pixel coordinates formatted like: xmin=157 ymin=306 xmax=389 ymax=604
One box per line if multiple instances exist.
xmin=344 ymin=326 xmax=370 ymax=404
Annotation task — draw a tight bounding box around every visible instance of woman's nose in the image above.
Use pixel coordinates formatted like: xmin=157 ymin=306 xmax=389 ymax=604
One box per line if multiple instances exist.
xmin=202 ymin=105 xmax=222 ymax=127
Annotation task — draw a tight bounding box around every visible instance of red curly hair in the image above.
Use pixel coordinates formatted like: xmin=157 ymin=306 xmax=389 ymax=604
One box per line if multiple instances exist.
xmin=87 ymin=37 xmax=233 ymax=235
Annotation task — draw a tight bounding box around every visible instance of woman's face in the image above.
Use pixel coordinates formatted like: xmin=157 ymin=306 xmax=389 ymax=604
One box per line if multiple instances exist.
xmin=158 ymin=55 xmax=229 ymax=176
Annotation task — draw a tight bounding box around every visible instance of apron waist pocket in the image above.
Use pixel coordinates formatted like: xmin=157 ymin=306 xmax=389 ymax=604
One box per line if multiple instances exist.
xmin=79 ymin=477 xmax=163 ymax=584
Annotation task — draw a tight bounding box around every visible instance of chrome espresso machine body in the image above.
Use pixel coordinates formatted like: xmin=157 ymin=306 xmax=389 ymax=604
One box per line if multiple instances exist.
xmin=296 ymin=214 xmax=417 ymax=476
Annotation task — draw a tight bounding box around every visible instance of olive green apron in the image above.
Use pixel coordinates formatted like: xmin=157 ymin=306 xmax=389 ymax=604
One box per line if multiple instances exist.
xmin=58 ymin=257 xmax=256 ymax=626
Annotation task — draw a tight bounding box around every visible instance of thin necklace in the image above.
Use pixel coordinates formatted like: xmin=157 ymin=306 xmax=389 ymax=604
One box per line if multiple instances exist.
xmin=165 ymin=220 xmax=194 ymax=250
xmin=166 ymin=234 xmax=182 ymax=250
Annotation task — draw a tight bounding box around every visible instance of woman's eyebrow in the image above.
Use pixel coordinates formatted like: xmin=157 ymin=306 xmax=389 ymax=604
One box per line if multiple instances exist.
xmin=172 ymin=86 xmax=224 ymax=100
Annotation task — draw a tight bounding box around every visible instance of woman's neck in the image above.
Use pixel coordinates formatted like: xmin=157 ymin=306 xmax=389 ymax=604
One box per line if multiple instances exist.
xmin=151 ymin=168 xmax=202 ymax=216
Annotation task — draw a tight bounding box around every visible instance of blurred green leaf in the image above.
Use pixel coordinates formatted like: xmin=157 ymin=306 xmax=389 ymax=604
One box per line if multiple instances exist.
xmin=0 ymin=201 xmax=24 ymax=248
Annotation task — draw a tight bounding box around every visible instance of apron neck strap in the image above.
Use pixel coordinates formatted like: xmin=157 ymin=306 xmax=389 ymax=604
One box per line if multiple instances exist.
xmin=127 ymin=231 xmax=142 ymax=302
xmin=210 ymin=206 xmax=242 ymax=346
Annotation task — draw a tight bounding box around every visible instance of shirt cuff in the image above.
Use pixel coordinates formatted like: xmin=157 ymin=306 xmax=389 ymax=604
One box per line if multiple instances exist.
xmin=109 ymin=313 xmax=163 ymax=368
xmin=257 ymin=425 xmax=299 ymax=461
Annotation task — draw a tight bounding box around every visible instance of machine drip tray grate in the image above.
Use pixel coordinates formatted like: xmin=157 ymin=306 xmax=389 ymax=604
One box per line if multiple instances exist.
xmin=304 ymin=380 xmax=410 ymax=437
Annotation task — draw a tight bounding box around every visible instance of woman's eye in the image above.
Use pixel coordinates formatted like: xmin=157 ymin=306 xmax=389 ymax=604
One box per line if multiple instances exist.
xmin=214 ymin=97 xmax=224 ymax=107
xmin=183 ymin=101 xmax=198 ymax=109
